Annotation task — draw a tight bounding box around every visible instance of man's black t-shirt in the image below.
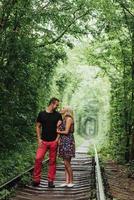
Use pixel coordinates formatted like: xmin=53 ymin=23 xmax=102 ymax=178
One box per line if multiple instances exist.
xmin=36 ymin=110 xmax=62 ymax=141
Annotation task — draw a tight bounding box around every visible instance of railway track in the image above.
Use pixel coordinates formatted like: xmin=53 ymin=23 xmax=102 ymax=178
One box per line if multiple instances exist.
xmin=1 ymin=141 xmax=106 ymax=200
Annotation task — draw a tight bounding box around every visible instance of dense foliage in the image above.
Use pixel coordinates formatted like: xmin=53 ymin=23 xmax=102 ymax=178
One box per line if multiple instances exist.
xmin=84 ymin=0 xmax=134 ymax=162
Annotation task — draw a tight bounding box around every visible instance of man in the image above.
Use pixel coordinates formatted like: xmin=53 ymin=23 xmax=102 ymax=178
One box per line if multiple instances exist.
xmin=32 ymin=97 xmax=62 ymax=188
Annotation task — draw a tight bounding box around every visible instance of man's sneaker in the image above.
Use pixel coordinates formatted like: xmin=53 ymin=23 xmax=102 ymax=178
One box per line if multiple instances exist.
xmin=32 ymin=181 xmax=40 ymax=187
xmin=48 ymin=181 xmax=55 ymax=188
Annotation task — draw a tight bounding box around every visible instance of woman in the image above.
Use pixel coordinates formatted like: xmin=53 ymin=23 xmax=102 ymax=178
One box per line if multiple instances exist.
xmin=57 ymin=106 xmax=75 ymax=188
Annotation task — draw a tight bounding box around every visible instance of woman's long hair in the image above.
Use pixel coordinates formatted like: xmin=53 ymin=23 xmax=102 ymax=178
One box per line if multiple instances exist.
xmin=62 ymin=106 xmax=74 ymax=120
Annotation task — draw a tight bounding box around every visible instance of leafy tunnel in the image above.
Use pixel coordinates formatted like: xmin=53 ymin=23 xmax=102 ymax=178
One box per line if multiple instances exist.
xmin=0 ymin=0 xmax=134 ymax=187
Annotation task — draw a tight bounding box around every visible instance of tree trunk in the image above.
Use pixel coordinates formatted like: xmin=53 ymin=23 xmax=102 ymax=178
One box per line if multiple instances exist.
xmin=129 ymin=29 xmax=134 ymax=161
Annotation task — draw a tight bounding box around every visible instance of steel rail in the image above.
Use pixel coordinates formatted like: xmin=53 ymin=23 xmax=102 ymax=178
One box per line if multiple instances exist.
xmin=94 ymin=144 xmax=106 ymax=200
xmin=0 ymin=159 xmax=49 ymax=190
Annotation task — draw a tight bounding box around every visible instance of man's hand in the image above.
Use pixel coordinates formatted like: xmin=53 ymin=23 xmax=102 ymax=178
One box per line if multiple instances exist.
xmin=57 ymin=138 xmax=60 ymax=145
xmin=55 ymin=133 xmax=60 ymax=145
xmin=55 ymin=137 xmax=60 ymax=145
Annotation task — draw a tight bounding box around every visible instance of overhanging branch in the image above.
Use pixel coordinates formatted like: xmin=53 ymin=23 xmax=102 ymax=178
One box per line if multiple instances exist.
xmin=38 ymin=9 xmax=91 ymax=48
xmin=117 ymin=1 xmax=134 ymax=18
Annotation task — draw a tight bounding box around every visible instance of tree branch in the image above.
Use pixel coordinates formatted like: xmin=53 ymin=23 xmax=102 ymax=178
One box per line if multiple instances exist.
xmin=39 ymin=0 xmax=51 ymax=11
xmin=122 ymin=8 xmax=132 ymax=41
xmin=38 ymin=9 xmax=90 ymax=47
xmin=117 ymin=1 xmax=134 ymax=18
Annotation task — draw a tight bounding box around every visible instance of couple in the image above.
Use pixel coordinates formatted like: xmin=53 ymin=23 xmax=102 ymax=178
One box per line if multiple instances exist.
xmin=32 ymin=97 xmax=75 ymax=188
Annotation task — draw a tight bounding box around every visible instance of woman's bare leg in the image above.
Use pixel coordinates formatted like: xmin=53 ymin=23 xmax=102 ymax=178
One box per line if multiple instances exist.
xmin=64 ymin=158 xmax=73 ymax=183
xmin=65 ymin=167 xmax=69 ymax=183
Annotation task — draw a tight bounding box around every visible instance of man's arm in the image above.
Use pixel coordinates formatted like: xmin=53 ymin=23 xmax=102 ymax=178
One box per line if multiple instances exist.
xmin=36 ymin=122 xmax=42 ymax=146
xmin=55 ymin=120 xmax=62 ymax=142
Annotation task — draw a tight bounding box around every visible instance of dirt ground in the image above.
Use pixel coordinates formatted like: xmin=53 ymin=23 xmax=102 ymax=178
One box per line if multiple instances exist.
xmin=104 ymin=161 xmax=134 ymax=200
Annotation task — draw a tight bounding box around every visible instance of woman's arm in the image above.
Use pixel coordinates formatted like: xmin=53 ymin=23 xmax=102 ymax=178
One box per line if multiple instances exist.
xmin=57 ymin=117 xmax=73 ymax=135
